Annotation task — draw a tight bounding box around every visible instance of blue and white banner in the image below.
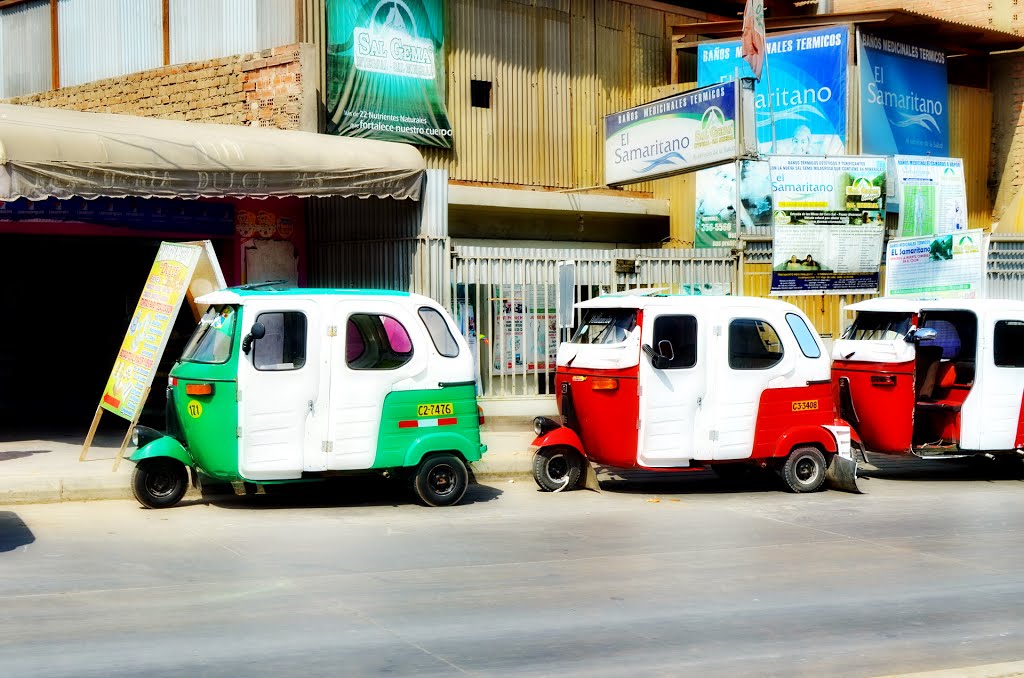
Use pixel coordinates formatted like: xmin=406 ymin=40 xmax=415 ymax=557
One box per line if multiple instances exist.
xmin=859 ymin=31 xmax=948 ymax=156
xmin=698 ymin=25 xmax=848 ymax=155
xmin=604 ymin=81 xmax=747 ymax=185
xmin=885 ymin=229 xmax=987 ymax=299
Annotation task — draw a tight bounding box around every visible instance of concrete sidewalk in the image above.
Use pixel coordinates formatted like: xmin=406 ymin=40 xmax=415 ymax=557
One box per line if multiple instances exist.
xmin=0 ymin=422 xmax=538 ymax=505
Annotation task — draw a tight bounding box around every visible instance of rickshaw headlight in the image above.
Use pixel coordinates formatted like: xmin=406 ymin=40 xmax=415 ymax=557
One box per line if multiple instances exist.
xmin=130 ymin=427 xmax=139 ymax=447
xmin=533 ymin=416 xmax=559 ymax=436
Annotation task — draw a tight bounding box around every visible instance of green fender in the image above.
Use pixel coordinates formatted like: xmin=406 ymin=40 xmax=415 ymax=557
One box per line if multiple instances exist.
xmin=403 ymin=431 xmax=481 ymax=468
xmin=129 ymin=435 xmax=193 ymax=468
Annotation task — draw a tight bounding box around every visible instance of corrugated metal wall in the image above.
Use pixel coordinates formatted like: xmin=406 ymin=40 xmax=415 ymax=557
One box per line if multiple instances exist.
xmin=0 ymin=0 xmax=51 ymax=98
xmin=949 ymin=84 xmax=994 ymax=231
xmin=169 ymin=0 xmax=296 ymax=65
xmin=58 ymin=0 xmax=162 ymax=88
xmin=416 ymin=0 xmax=702 ymax=190
xmin=306 ymin=171 xmax=450 ymax=303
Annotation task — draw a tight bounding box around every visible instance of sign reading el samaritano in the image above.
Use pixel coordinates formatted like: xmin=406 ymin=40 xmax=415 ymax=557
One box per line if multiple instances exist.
xmin=326 ymin=0 xmax=452 ymax=147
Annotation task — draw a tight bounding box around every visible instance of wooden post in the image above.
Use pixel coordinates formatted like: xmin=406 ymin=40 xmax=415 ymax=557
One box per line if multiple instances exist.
xmin=80 ymin=405 xmax=104 ymax=462
xmin=112 ymin=386 xmax=151 ymax=472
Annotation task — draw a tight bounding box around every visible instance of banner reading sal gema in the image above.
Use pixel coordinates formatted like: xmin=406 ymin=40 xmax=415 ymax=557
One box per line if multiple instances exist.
xmin=326 ymin=0 xmax=452 ymax=147
xmin=100 ymin=243 xmax=203 ymax=421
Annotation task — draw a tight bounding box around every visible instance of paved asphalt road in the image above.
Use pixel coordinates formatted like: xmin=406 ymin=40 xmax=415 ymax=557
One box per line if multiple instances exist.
xmin=1 ymin=458 xmax=1023 ymax=677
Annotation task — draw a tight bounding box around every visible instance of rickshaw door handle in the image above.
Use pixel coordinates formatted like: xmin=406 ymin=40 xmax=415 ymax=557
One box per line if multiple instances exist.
xmin=308 ymin=400 xmax=315 ymax=414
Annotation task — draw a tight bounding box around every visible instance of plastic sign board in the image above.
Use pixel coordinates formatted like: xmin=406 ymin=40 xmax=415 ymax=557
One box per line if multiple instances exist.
xmin=698 ymin=25 xmax=849 ymax=155
xmin=99 ymin=241 xmax=224 ymax=421
xmin=890 ymin=156 xmax=967 ymax=235
xmin=326 ymin=0 xmax=452 ymax=147
xmin=885 ymin=229 xmax=987 ymax=299
xmin=859 ymin=31 xmax=949 ymax=157
xmin=603 ymin=79 xmax=756 ymax=186
xmin=768 ymin=155 xmax=887 ymax=295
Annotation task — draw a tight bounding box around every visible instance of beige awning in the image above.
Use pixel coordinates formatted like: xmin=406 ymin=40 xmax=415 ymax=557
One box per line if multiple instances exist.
xmin=0 ymin=104 xmax=425 ymax=202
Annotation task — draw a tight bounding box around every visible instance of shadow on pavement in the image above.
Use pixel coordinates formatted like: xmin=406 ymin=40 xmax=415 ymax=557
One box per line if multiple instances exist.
xmin=0 ymin=450 xmax=50 ymax=462
xmin=172 ymin=475 xmax=503 ymax=511
xmin=593 ymin=466 xmax=783 ymax=496
xmin=861 ymin=453 xmax=1024 ymax=482
xmin=0 ymin=511 xmax=35 ymax=553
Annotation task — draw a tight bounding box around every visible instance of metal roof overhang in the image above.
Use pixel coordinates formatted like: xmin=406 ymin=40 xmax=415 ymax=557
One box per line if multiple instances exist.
xmin=672 ymin=9 xmax=1024 ymax=56
xmin=0 ymin=104 xmax=426 ymax=202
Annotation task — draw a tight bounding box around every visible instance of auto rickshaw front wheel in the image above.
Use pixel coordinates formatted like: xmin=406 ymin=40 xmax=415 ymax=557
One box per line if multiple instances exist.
xmin=532 ymin=446 xmax=583 ymax=492
xmin=412 ymin=453 xmax=469 ymax=507
xmin=132 ymin=458 xmax=189 ymax=509
xmin=779 ymin=446 xmax=827 ymax=493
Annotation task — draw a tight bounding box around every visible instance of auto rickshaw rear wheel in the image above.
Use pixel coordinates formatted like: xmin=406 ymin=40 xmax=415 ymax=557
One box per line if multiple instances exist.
xmin=132 ymin=458 xmax=189 ymax=509
xmin=779 ymin=446 xmax=827 ymax=493
xmin=412 ymin=453 xmax=469 ymax=507
xmin=532 ymin=446 xmax=583 ymax=492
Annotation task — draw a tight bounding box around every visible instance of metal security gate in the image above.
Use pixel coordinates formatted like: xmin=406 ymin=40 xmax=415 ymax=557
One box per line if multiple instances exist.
xmin=988 ymin=234 xmax=1024 ymax=299
xmin=451 ymin=245 xmax=736 ymax=400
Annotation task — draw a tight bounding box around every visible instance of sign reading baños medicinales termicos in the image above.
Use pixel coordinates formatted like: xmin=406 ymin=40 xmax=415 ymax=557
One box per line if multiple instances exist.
xmin=326 ymin=0 xmax=452 ymax=148
xmin=604 ymin=81 xmax=749 ymax=185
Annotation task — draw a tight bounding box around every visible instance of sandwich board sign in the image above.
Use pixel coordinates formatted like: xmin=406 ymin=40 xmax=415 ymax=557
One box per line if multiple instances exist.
xmin=81 ymin=240 xmax=226 ymax=468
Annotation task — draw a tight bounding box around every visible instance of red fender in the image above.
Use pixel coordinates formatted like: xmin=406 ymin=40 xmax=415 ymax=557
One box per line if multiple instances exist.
xmin=772 ymin=425 xmax=839 ymax=458
xmin=531 ymin=426 xmax=586 ymax=458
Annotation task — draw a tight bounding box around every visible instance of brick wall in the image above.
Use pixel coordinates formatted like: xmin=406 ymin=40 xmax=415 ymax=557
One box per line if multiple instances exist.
xmin=5 ymin=44 xmax=316 ymax=132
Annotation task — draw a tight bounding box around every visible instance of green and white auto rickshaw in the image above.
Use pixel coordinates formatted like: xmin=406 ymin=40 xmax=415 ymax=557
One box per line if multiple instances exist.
xmin=129 ymin=286 xmax=486 ymax=508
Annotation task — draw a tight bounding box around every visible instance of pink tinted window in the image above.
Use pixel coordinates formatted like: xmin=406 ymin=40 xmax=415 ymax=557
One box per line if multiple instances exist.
xmin=346 ymin=320 xmax=365 ymax=363
xmin=382 ymin=316 xmax=413 ymax=353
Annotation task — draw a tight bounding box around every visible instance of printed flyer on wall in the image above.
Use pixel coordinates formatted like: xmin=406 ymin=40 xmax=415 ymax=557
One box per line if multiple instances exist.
xmin=890 ymin=156 xmax=968 ymax=235
xmin=768 ymin=155 xmax=887 ymax=295
xmin=492 ymin=285 xmax=558 ymax=375
xmin=885 ymin=229 xmax=987 ymax=299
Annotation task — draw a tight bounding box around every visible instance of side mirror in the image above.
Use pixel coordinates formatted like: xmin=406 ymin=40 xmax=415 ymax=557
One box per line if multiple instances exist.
xmin=906 ymin=327 xmax=938 ymax=343
xmin=242 ymin=321 xmax=266 ymax=355
xmin=642 ymin=341 xmax=676 ymax=369
xmin=657 ymin=340 xmax=676 ymax=362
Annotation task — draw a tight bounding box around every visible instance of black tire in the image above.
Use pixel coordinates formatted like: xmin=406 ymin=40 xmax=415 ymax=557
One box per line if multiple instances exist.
xmin=132 ymin=458 xmax=189 ymax=509
xmin=413 ymin=453 xmax=469 ymax=507
xmin=779 ymin=446 xmax=827 ymax=493
xmin=532 ymin=446 xmax=584 ymax=492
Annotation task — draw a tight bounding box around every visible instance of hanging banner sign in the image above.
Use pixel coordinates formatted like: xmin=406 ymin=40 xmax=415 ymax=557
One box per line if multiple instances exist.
xmin=697 ymin=25 xmax=848 ymax=155
xmin=885 ymin=229 xmax=987 ymax=299
xmin=769 ymin=155 xmax=887 ymax=295
xmin=890 ymin=156 xmax=968 ymax=236
xmin=859 ymin=31 xmax=949 ymax=157
xmin=99 ymin=241 xmax=225 ymax=421
xmin=325 ymin=0 xmax=452 ymax=147
xmin=695 ymin=158 xmax=773 ymax=247
xmin=603 ymin=79 xmax=756 ymax=186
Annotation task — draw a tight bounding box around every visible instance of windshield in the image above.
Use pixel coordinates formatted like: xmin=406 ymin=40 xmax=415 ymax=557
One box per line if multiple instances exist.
xmin=570 ymin=308 xmax=637 ymax=345
xmin=844 ymin=311 xmax=913 ymax=341
xmin=181 ymin=305 xmax=237 ymax=364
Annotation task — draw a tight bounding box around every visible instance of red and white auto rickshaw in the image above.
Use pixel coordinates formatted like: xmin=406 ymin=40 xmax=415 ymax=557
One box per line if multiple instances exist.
xmin=530 ymin=293 xmax=860 ymax=493
xmin=833 ymin=297 xmax=1024 ymax=460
